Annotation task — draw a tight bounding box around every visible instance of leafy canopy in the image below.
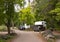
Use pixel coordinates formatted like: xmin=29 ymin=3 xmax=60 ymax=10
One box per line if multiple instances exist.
xmin=19 ymin=6 xmax=35 ymax=25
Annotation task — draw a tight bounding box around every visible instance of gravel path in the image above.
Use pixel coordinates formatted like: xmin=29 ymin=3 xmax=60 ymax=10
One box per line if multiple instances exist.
xmin=11 ymin=30 xmax=45 ymax=42
xmin=53 ymin=31 xmax=60 ymax=42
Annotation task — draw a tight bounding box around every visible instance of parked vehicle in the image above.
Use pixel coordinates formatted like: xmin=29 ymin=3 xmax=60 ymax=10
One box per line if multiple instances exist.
xmin=19 ymin=24 xmax=30 ymax=30
xmin=34 ymin=21 xmax=46 ymax=31
xmin=19 ymin=26 xmax=25 ymax=30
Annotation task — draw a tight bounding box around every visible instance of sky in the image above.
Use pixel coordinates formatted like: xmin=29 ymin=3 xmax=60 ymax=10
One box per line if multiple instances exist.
xmin=15 ymin=0 xmax=33 ymax=12
xmin=25 ymin=0 xmax=33 ymax=7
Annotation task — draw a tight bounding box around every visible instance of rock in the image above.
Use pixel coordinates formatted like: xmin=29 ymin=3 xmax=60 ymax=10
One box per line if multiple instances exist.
xmin=41 ymin=30 xmax=55 ymax=40
xmin=45 ymin=34 xmax=55 ymax=40
xmin=41 ymin=31 xmax=48 ymax=37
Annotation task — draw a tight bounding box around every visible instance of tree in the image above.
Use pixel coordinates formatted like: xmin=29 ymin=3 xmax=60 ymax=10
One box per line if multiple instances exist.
xmin=0 ymin=0 xmax=5 ymax=24
xmin=32 ymin=0 xmax=50 ymax=21
xmin=0 ymin=0 xmax=24 ymax=34
xmin=32 ymin=0 xmax=58 ymax=28
xmin=19 ymin=6 xmax=35 ymax=25
xmin=49 ymin=1 xmax=60 ymax=29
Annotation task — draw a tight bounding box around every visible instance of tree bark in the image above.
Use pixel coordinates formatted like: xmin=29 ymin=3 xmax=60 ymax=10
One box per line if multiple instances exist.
xmin=7 ymin=26 xmax=10 ymax=34
xmin=11 ymin=20 xmax=14 ymax=29
xmin=7 ymin=19 xmax=11 ymax=34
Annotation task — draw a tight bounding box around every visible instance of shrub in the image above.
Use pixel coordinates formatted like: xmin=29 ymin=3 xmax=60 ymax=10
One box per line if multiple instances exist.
xmin=0 ymin=25 xmax=7 ymax=31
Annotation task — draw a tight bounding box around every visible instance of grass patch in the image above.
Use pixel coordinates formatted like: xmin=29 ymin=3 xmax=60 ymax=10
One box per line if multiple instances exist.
xmin=47 ymin=39 xmax=56 ymax=42
xmin=0 ymin=25 xmax=7 ymax=31
xmin=55 ymin=35 xmax=60 ymax=39
xmin=0 ymin=33 xmax=17 ymax=42
xmin=0 ymin=38 xmax=6 ymax=42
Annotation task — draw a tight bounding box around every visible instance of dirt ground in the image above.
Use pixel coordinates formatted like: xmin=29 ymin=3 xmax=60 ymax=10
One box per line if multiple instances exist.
xmin=11 ymin=30 xmax=46 ymax=42
xmin=53 ymin=31 xmax=60 ymax=42
xmin=0 ymin=30 xmax=60 ymax=42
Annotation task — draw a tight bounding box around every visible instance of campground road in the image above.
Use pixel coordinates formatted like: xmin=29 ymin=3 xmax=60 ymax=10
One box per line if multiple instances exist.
xmin=11 ymin=30 xmax=45 ymax=42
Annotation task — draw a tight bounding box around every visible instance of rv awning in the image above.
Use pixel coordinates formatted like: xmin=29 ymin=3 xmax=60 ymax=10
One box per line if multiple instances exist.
xmin=35 ymin=21 xmax=43 ymax=25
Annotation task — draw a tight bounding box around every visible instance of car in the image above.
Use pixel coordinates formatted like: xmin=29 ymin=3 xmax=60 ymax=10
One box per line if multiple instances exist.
xmin=19 ymin=26 xmax=25 ymax=30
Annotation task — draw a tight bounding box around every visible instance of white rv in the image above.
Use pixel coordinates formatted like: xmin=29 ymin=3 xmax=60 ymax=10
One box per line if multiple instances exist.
xmin=34 ymin=21 xmax=46 ymax=31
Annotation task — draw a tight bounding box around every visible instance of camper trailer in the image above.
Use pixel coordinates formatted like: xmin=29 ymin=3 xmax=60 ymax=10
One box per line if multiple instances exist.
xmin=34 ymin=21 xmax=46 ymax=31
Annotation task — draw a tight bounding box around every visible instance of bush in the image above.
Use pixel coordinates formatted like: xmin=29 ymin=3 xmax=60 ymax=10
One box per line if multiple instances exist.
xmin=47 ymin=39 xmax=54 ymax=42
xmin=55 ymin=28 xmax=60 ymax=31
xmin=0 ymin=33 xmax=17 ymax=42
xmin=0 ymin=38 xmax=6 ymax=42
xmin=0 ymin=25 xmax=7 ymax=31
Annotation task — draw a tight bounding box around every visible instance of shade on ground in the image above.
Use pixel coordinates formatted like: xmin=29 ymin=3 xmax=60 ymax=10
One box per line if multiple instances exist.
xmin=11 ymin=30 xmax=45 ymax=42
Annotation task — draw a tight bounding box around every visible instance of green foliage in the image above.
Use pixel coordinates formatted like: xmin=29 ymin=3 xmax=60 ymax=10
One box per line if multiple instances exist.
xmin=33 ymin=0 xmax=56 ymax=21
xmin=47 ymin=39 xmax=55 ymax=42
xmin=50 ymin=2 xmax=60 ymax=20
xmin=33 ymin=0 xmax=60 ymax=29
xmin=33 ymin=0 xmax=49 ymax=21
xmin=0 ymin=38 xmax=6 ymax=42
xmin=19 ymin=6 xmax=35 ymax=25
xmin=49 ymin=1 xmax=60 ymax=28
xmin=0 ymin=34 xmax=16 ymax=42
xmin=0 ymin=25 xmax=7 ymax=31
xmin=50 ymin=8 xmax=60 ymax=21
xmin=0 ymin=0 xmax=24 ymax=25
xmin=0 ymin=0 xmax=60 ymax=31
xmin=0 ymin=0 xmax=25 ymax=34
xmin=0 ymin=0 xmax=6 ymax=24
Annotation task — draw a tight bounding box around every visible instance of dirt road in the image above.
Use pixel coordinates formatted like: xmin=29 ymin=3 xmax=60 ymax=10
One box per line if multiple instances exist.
xmin=11 ymin=30 xmax=45 ymax=42
xmin=53 ymin=31 xmax=60 ymax=42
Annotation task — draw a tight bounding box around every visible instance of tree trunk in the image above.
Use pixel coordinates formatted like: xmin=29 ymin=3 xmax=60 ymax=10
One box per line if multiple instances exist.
xmin=11 ymin=20 xmax=14 ymax=29
xmin=7 ymin=19 xmax=11 ymax=34
xmin=7 ymin=26 xmax=10 ymax=34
